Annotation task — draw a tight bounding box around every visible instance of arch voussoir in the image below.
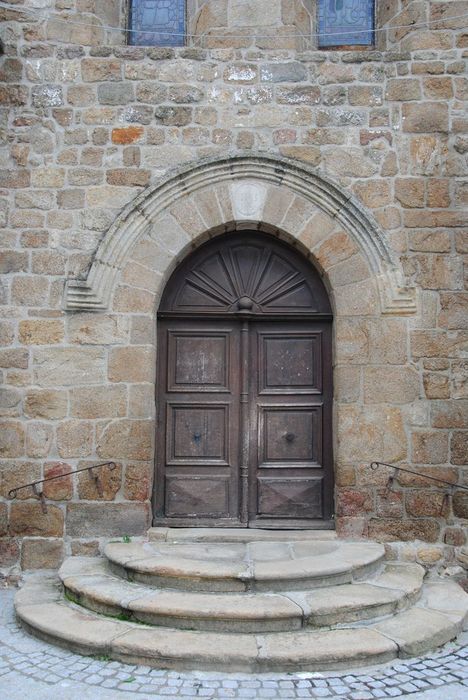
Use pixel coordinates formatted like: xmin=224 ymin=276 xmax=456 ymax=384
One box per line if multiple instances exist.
xmin=64 ymin=154 xmax=416 ymax=316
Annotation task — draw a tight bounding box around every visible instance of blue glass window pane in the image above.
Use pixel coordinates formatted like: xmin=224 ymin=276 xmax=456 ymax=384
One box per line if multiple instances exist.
xmin=129 ymin=0 xmax=185 ymax=46
xmin=318 ymin=0 xmax=374 ymax=47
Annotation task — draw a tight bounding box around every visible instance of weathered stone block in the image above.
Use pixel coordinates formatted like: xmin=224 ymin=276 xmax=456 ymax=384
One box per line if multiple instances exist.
xmin=111 ymin=126 xmax=144 ymax=144
xmin=19 ymin=320 xmax=64 ymax=345
xmin=10 ymin=503 xmax=64 ymax=537
xmin=0 ymin=540 xmax=20 ymax=567
xmin=56 ymin=420 xmax=93 ymax=458
xmin=337 ymin=406 xmax=407 ymax=462
xmin=66 ymin=502 xmax=149 ymax=537
xmin=423 ymin=373 xmax=450 ymax=399
xmin=97 ymin=420 xmax=153 ymax=460
xmin=31 ymin=85 xmax=63 ymax=108
xmin=395 ymin=178 xmax=425 ymax=208
xmin=70 ymin=385 xmax=127 ymax=419
xmin=386 ymin=79 xmax=421 ymax=101
xmin=11 ymin=277 xmax=49 ymax=306
xmin=0 ymin=421 xmax=24 ymax=458
xmin=451 ymin=431 xmax=467 ymax=466
xmin=97 ymin=83 xmax=134 ymax=105
xmin=0 ymin=461 xmax=40 ymax=500
xmin=154 ymin=106 xmax=192 ymax=126
xmin=402 ymin=103 xmax=449 ymax=132
xmin=33 ymin=347 xmax=105 ymax=386
xmin=124 ymin=462 xmax=152 ymax=501
xmin=368 ymin=518 xmax=440 ymax=543
xmin=364 ymin=367 xmax=420 ymax=404
xmin=277 ymin=86 xmax=320 ymax=105
xmin=412 ymin=431 xmax=449 ymax=464
xmin=77 ymin=462 xmax=122 ymax=500
xmin=406 ymin=491 xmax=450 ymax=518
xmin=43 ymin=463 xmax=73 ymax=501
xmin=21 ymin=538 xmax=65 ymax=570
xmin=453 ymin=492 xmax=468 ymax=519
xmin=439 ymin=293 xmax=468 ymax=330
xmin=26 ymin=422 xmax=53 ymax=459
xmin=81 ymin=59 xmax=122 ymax=82
xmin=24 ymin=389 xmax=67 ymax=419
xmin=108 ymin=347 xmax=154 ymax=383
xmin=336 ymin=489 xmax=373 ymax=517
xmin=0 ymin=387 xmax=22 ymax=417
xmin=106 ymin=168 xmax=150 ymax=186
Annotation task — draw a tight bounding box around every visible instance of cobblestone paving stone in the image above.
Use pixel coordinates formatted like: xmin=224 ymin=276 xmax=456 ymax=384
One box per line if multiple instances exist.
xmin=1 ymin=589 xmax=466 ymax=699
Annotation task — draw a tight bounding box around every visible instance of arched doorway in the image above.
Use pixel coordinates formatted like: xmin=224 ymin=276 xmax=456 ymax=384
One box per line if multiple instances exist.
xmin=154 ymin=231 xmax=334 ymax=529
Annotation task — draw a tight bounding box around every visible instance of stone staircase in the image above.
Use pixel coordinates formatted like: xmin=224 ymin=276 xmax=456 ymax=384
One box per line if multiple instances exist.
xmin=15 ymin=529 xmax=468 ymax=672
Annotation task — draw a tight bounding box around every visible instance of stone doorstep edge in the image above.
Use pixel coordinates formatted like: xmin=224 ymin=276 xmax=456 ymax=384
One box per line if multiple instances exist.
xmin=14 ymin=576 xmax=467 ymax=673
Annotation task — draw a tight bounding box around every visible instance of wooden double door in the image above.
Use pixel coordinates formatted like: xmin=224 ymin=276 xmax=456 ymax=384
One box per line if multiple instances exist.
xmin=153 ymin=232 xmax=334 ymax=529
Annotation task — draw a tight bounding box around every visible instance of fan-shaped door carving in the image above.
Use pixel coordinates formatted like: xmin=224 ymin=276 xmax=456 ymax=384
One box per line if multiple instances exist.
xmin=154 ymin=232 xmax=333 ymax=529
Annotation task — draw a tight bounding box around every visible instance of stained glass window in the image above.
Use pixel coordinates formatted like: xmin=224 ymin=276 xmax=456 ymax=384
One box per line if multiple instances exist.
xmin=318 ymin=0 xmax=374 ymax=47
xmin=129 ymin=0 xmax=186 ymax=46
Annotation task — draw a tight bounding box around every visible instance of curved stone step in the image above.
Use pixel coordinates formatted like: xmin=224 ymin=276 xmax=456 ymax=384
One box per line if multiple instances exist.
xmin=58 ymin=558 xmax=425 ymax=632
xmin=15 ymin=574 xmax=467 ymax=672
xmin=148 ymin=527 xmax=338 ymax=542
xmin=105 ymin=540 xmax=385 ymax=592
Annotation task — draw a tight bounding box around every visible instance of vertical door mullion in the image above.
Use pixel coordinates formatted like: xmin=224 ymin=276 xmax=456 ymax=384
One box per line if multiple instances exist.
xmin=239 ymin=319 xmax=250 ymax=525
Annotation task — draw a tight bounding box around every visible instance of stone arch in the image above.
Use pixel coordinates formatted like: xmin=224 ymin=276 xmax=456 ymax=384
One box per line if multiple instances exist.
xmin=65 ymin=153 xmax=416 ymax=317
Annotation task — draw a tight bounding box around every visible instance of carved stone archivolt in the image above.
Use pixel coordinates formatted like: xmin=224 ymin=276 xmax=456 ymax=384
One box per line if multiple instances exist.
xmin=64 ymin=153 xmax=416 ymax=316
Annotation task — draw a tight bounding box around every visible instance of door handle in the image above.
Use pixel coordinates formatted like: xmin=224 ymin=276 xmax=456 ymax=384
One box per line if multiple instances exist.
xmin=284 ymin=432 xmax=295 ymax=443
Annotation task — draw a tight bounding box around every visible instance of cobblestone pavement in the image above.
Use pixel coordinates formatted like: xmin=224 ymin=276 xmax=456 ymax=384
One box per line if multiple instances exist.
xmin=1 ymin=588 xmax=467 ymax=700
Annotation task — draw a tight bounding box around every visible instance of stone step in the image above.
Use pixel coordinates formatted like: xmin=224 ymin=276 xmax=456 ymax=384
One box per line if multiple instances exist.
xmin=105 ymin=539 xmax=385 ymax=592
xmin=15 ymin=574 xmax=468 ymax=672
xmin=148 ymin=527 xmax=338 ymax=542
xmin=59 ymin=557 xmax=425 ymax=632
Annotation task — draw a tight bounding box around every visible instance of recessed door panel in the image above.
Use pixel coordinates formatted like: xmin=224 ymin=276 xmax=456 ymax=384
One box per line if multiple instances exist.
xmin=168 ymin=331 xmax=230 ymax=392
xmin=259 ymin=406 xmax=322 ymax=466
xmin=257 ymin=477 xmax=323 ymax=518
xmin=165 ymin=476 xmax=230 ymax=517
xmin=167 ymin=403 xmax=229 ymax=465
xmin=259 ymin=333 xmax=322 ymax=394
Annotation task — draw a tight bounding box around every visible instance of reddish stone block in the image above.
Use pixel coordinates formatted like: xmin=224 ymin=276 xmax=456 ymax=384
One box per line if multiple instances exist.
xmin=43 ymin=463 xmax=73 ymax=501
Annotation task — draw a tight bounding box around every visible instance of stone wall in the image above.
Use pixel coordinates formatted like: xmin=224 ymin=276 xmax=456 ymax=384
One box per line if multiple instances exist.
xmin=0 ymin=1 xmax=467 ymax=578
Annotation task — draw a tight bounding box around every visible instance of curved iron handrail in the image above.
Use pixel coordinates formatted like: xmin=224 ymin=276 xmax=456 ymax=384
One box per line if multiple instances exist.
xmin=8 ymin=461 xmax=117 ymax=513
xmin=370 ymin=461 xmax=468 ymax=491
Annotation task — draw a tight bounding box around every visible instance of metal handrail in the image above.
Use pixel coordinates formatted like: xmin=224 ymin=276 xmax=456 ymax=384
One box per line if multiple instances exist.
xmin=370 ymin=461 xmax=468 ymax=491
xmin=8 ymin=461 xmax=117 ymax=513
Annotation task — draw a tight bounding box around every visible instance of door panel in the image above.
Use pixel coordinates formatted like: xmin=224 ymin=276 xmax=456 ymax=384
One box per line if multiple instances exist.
xmin=257 ymin=477 xmax=323 ymax=518
xmin=259 ymin=333 xmax=322 ymax=394
xmin=248 ymin=322 xmax=333 ymax=528
xmin=259 ymin=406 xmax=322 ymax=466
xmin=155 ymin=320 xmax=241 ymax=526
xmin=167 ymin=331 xmax=231 ymax=392
xmin=167 ymin=403 xmax=230 ymax=465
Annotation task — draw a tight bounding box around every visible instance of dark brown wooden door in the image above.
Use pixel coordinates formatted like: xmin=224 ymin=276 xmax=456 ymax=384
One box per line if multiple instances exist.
xmin=154 ymin=232 xmax=334 ymax=529
xmin=248 ymin=321 xmax=333 ymax=528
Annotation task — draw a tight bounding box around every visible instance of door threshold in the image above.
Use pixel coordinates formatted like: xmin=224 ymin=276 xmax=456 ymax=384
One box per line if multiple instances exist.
xmin=148 ymin=527 xmax=338 ymax=542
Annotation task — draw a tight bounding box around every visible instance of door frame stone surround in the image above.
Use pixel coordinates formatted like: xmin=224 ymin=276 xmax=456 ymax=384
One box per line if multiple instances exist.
xmin=64 ymin=153 xmax=418 ymax=536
